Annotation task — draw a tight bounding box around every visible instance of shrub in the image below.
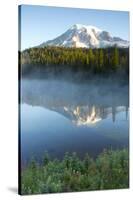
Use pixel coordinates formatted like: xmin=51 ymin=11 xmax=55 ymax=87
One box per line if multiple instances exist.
xmin=21 ymin=148 xmax=129 ymax=195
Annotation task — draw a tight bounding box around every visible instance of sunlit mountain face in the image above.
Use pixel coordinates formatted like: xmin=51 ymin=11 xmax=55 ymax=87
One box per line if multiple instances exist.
xmin=39 ymin=24 xmax=129 ymax=48
xmin=50 ymin=105 xmax=128 ymax=126
xmin=64 ymin=105 xmax=102 ymax=126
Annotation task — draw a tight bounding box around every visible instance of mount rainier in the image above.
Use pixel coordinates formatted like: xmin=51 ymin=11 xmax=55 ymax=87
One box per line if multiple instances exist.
xmin=39 ymin=24 xmax=129 ymax=49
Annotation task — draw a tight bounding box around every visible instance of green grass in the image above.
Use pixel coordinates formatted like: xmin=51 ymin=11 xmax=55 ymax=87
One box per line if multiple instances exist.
xmin=21 ymin=148 xmax=129 ymax=195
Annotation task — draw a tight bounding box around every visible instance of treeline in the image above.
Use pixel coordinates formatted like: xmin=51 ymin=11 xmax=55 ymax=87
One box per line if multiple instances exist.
xmin=21 ymin=148 xmax=129 ymax=195
xmin=20 ymin=46 xmax=129 ymax=74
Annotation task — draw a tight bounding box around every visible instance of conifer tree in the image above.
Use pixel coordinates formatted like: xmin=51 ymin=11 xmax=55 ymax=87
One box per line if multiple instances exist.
xmin=99 ymin=49 xmax=104 ymax=68
xmin=113 ymin=47 xmax=119 ymax=67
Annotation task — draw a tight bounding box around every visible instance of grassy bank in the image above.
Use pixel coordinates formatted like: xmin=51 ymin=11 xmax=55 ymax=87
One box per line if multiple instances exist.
xmin=21 ymin=148 xmax=129 ymax=195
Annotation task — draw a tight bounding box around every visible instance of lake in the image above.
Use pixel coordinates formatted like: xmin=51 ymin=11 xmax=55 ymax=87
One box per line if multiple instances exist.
xmin=20 ymin=79 xmax=129 ymax=166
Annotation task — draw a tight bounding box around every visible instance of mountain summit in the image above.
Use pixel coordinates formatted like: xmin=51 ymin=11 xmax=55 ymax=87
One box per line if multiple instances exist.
xmin=39 ymin=24 xmax=129 ymax=48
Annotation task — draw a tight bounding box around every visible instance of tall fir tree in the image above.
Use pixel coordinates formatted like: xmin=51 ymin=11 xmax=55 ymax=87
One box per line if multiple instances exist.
xmin=99 ymin=49 xmax=104 ymax=68
xmin=113 ymin=47 xmax=119 ymax=68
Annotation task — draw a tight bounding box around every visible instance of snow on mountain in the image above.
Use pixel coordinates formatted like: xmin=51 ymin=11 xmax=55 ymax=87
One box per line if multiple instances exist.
xmin=39 ymin=24 xmax=129 ymax=48
xmin=44 ymin=105 xmax=126 ymax=126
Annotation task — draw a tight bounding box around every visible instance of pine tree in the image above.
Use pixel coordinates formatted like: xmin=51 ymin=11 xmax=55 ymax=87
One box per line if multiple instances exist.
xmin=99 ymin=49 xmax=104 ymax=68
xmin=88 ymin=49 xmax=94 ymax=67
xmin=113 ymin=47 xmax=119 ymax=67
xmin=95 ymin=49 xmax=99 ymax=67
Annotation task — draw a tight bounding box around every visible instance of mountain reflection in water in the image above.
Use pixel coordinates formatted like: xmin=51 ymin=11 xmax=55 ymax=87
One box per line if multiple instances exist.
xmin=20 ymin=79 xmax=129 ymax=163
xmin=21 ymin=79 xmax=129 ymax=126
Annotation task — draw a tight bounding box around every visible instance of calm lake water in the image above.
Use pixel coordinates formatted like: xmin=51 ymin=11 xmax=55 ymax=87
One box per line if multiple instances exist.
xmin=20 ymin=79 xmax=129 ymax=165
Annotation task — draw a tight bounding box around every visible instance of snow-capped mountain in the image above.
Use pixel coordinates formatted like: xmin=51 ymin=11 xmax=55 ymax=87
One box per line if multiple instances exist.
xmin=48 ymin=105 xmax=127 ymax=126
xmin=39 ymin=24 xmax=129 ymax=48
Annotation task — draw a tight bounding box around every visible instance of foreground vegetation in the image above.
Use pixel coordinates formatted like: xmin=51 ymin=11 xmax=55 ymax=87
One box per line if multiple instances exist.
xmin=21 ymin=148 xmax=129 ymax=195
xmin=20 ymin=47 xmax=129 ymax=76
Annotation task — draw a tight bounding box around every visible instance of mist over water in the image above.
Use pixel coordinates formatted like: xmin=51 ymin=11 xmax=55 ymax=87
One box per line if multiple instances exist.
xmin=21 ymin=77 xmax=128 ymax=106
xmin=20 ymin=77 xmax=129 ymax=166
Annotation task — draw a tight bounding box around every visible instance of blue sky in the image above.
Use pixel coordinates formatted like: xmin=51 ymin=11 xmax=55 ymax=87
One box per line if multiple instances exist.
xmin=19 ymin=5 xmax=129 ymax=50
